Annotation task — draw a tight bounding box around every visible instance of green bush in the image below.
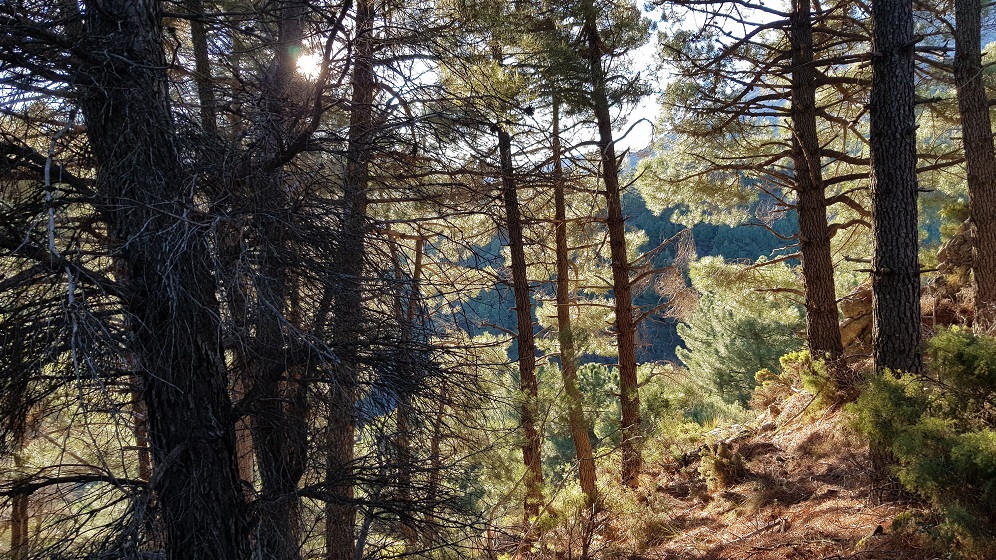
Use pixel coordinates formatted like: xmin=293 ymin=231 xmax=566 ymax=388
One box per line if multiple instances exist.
xmin=677 ymin=294 xmax=803 ymax=406
xmin=698 ymin=441 xmax=746 ymax=491
xmin=850 ymin=327 xmax=996 ymax=555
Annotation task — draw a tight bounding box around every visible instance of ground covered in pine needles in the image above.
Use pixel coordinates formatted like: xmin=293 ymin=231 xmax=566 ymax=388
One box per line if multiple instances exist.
xmin=612 ymin=391 xmax=929 ymax=560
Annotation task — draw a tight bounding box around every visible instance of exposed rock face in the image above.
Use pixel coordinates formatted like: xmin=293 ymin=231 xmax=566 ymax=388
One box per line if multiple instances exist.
xmin=839 ymin=221 xmax=977 ymax=357
xmin=923 ymin=220 xmax=976 ymax=329
xmin=840 ymin=281 xmax=873 ymax=352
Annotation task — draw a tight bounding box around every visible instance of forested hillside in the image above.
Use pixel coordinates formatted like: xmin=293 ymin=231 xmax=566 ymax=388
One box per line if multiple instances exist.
xmin=2 ymin=0 xmax=996 ymax=559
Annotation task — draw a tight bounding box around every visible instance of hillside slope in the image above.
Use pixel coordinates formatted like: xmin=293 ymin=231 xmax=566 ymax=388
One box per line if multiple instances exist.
xmin=612 ymin=393 xmax=924 ymax=559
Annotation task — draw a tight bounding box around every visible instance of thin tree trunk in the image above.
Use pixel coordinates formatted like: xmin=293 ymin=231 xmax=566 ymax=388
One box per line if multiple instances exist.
xmin=11 ymin=452 xmax=28 ymax=560
xmin=552 ymin=98 xmax=597 ymax=505
xmin=954 ymin=0 xmax=996 ymax=328
xmin=497 ymin=127 xmax=545 ymax=544
xmin=326 ymin=0 xmax=375 ymax=557
xmin=869 ymin=0 xmax=923 ymax=375
xmin=185 ymin=0 xmax=216 ymax=133
xmin=425 ymin=397 xmax=445 ymax=508
xmin=391 ymin=237 xmax=424 ymax=548
xmin=791 ymin=0 xmax=843 ymax=370
xmin=217 ymin=224 xmax=257 ymax=490
xmin=248 ymin=3 xmax=309 ymax=559
xmin=582 ymin=8 xmax=642 ymax=487
xmin=78 ymin=2 xmax=248 ymax=558
xmin=131 ymin=379 xmax=153 ymax=482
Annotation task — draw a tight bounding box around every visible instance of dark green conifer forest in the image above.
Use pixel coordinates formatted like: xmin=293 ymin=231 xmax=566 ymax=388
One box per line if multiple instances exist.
xmin=3 ymin=0 xmax=996 ymax=558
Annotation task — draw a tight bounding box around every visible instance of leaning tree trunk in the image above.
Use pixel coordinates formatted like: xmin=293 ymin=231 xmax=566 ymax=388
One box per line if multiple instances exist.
xmin=953 ymin=0 xmax=996 ymax=329
xmin=497 ymin=127 xmax=545 ymax=544
xmin=869 ymin=0 xmax=923 ymax=375
xmin=77 ymin=1 xmax=248 ymax=558
xmin=552 ymin=98 xmax=597 ymax=504
xmin=582 ymin=9 xmax=643 ymax=487
xmin=790 ymin=0 xmax=844 ymax=368
xmin=326 ymin=0 xmax=375 ymax=557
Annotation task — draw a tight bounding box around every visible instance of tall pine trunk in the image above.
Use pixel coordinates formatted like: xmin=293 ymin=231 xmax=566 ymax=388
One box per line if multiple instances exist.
xmin=953 ymin=0 xmax=996 ymax=328
xmin=552 ymin=98 xmax=597 ymax=504
xmin=582 ymin=7 xmax=643 ymax=487
xmin=326 ymin=0 xmax=374 ymax=557
xmin=498 ymin=127 xmax=545 ymax=542
xmin=869 ymin=0 xmax=922 ymax=375
xmin=78 ymin=1 xmax=248 ymax=558
xmin=250 ymin=3 xmax=309 ymax=559
xmin=185 ymin=0 xmax=216 ymax=133
xmin=390 ymin=237 xmax=424 ymax=548
xmin=791 ymin=0 xmax=843 ymax=368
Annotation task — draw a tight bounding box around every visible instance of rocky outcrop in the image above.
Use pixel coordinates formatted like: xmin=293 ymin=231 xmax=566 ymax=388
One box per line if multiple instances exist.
xmin=839 ymin=221 xmax=976 ymax=357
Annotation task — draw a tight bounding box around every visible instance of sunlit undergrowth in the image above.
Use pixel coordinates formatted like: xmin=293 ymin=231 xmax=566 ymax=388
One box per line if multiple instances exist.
xmin=851 ymin=327 xmax=996 ymax=558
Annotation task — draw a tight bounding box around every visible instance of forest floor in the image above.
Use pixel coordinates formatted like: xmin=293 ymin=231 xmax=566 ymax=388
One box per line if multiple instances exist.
xmin=621 ymin=391 xmax=928 ymax=559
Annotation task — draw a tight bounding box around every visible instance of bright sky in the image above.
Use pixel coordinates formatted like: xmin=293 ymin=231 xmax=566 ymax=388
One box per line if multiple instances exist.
xmin=617 ymin=39 xmax=663 ymax=152
xmin=295 ymin=22 xmax=665 ymax=152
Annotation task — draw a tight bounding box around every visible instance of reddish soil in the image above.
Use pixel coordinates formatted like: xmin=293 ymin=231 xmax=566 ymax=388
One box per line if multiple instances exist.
xmin=624 ymin=393 xmax=927 ymax=559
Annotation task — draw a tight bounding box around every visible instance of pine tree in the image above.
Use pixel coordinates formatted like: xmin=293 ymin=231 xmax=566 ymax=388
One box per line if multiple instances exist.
xmin=869 ymin=0 xmax=923 ymax=374
xmin=953 ymin=0 xmax=996 ymax=328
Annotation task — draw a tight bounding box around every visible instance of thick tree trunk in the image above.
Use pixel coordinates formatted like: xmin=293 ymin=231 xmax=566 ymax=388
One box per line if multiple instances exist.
xmin=582 ymin=10 xmax=643 ymax=487
xmin=77 ymin=2 xmax=248 ymax=558
xmin=326 ymin=0 xmax=375 ymax=557
xmin=552 ymin=99 xmax=597 ymax=504
xmin=497 ymin=127 xmax=545 ymax=540
xmin=869 ymin=0 xmax=922 ymax=374
xmin=790 ymin=0 xmax=843 ymax=368
xmin=954 ymin=0 xmax=996 ymax=328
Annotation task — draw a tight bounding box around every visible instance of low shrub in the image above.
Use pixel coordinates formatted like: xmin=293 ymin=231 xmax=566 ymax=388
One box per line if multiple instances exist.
xmin=850 ymin=327 xmax=996 ymax=557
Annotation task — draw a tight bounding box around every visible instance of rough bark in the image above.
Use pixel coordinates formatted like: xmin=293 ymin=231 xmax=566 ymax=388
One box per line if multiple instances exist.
xmin=326 ymin=0 xmax=375 ymax=557
xmin=790 ymin=0 xmax=843 ymax=367
xmin=249 ymin=3 xmax=309 ymax=559
xmin=185 ymin=0 xmax=217 ymax=133
xmin=131 ymin=378 xmax=153 ymax=482
xmin=953 ymin=0 xmax=996 ymax=328
xmin=77 ymin=1 xmax=248 ymax=558
xmin=552 ymin=99 xmax=597 ymax=504
xmin=391 ymin=237 xmax=424 ymax=548
xmin=582 ymin=7 xmax=642 ymax=487
xmin=869 ymin=0 xmax=923 ymax=374
xmin=11 ymin=451 xmax=28 ymax=560
xmin=497 ymin=127 xmax=545 ymax=537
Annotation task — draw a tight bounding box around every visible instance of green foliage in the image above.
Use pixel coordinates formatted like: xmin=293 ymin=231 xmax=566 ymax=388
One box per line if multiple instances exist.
xmin=698 ymin=442 xmax=747 ymax=492
xmin=640 ymin=365 xmax=750 ymax=442
xmin=850 ymin=328 xmax=996 ymax=554
xmin=677 ymin=258 xmax=805 ymax=405
xmin=776 ymin=350 xmax=852 ymax=407
xmin=938 ymin=198 xmax=971 ymax=241
xmin=599 ymin=482 xmax=680 ymax=553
